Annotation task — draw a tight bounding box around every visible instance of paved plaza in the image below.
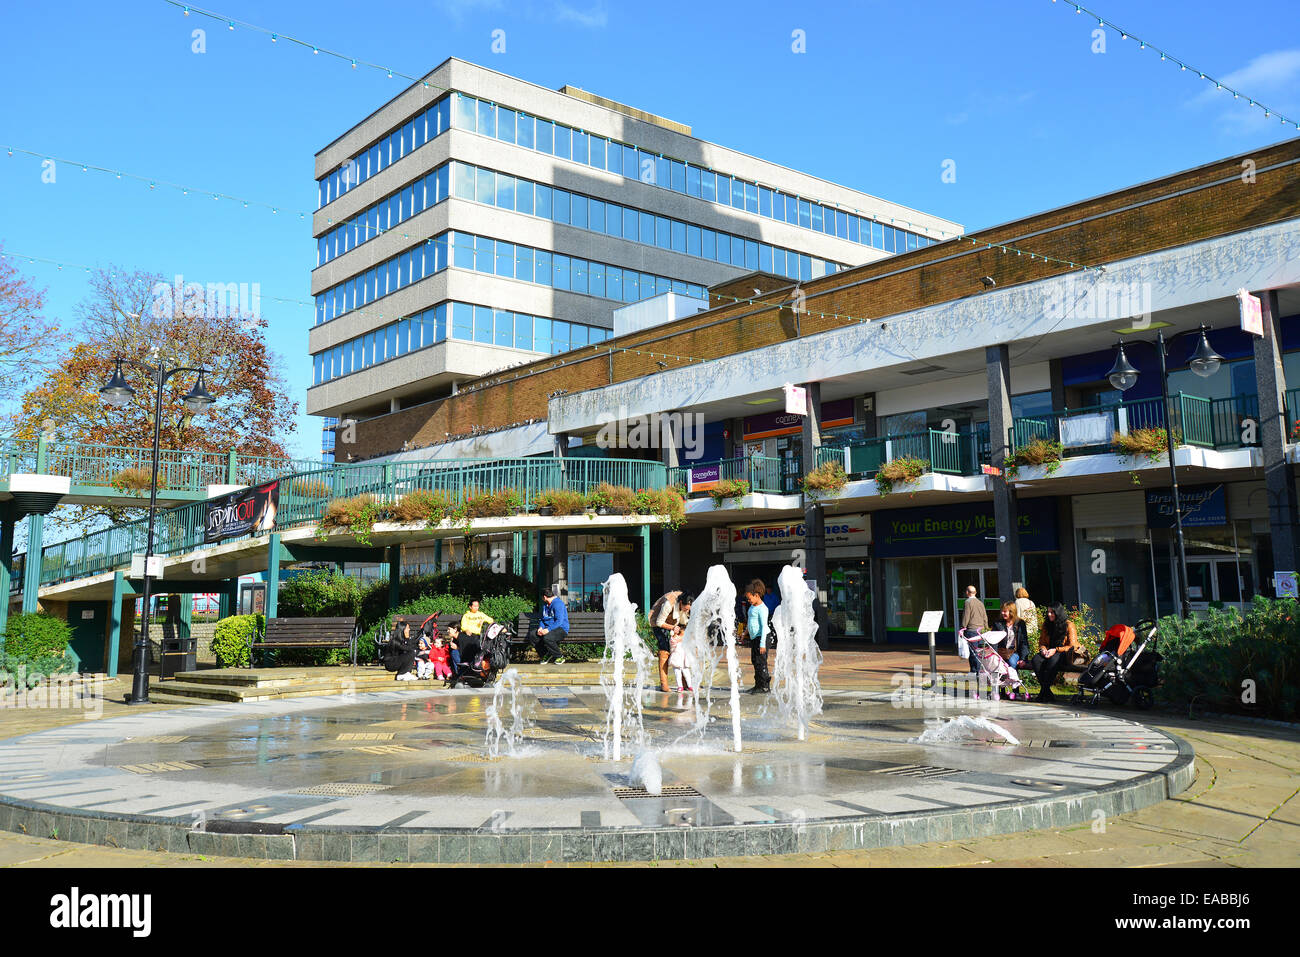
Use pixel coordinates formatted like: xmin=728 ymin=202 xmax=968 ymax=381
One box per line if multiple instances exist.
xmin=0 ymin=649 xmax=1294 ymax=866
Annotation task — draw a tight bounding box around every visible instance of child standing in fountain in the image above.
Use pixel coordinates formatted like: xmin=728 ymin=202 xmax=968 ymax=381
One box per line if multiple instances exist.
xmin=746 ymin=581 xmax=771 ymax=694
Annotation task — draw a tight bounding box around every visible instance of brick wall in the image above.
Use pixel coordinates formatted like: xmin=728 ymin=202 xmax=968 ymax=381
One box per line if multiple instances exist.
xmin=351 ymin=140 xmax=1300 ymax=459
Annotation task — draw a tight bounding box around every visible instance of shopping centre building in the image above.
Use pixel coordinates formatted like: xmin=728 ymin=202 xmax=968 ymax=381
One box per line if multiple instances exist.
xmin=334 ymin=133 xmax=1300 ymax=643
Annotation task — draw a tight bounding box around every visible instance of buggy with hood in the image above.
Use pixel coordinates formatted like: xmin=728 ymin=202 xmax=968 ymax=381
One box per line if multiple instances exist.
xmin=447 ymin=619 xmax=514 ymax=688
xmin=1074 ymin=619 xmax=1161 ymax=709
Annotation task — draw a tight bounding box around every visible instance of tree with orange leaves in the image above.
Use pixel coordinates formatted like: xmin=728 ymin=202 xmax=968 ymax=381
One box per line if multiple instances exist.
xmin=14 ymin=267 xmax=299 ymax=530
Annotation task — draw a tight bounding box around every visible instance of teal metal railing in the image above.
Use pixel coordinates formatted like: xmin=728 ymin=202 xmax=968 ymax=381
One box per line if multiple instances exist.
xmin=1011 ymin=393 xmax=1259 ymax=459
xmin=32 ymin=455 xmax=669 ymax=587
xmin=841 ymin=428 xmax=986 ymax=479
xmin=668 ymin=455 xmax=784 ymax=497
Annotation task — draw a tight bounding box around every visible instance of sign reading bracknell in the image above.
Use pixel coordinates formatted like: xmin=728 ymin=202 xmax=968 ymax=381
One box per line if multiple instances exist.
xmin=205 ymin=481 xmax=280 ymax=544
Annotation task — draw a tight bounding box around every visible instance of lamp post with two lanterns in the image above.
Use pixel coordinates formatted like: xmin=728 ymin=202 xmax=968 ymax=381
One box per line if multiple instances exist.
xmin=1106 ymin=324 xmax=1224 ymax=619
xmin=99 ymin=357 xmax=215 ymax=705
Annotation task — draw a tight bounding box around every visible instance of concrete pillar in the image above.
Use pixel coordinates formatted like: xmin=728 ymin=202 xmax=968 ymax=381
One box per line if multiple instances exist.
xmin=388 ymin=545 xmax=402 ymax=611
xmin=801 ymin=382 xmax=829 ymax=647
xmin=1049 ymin=357 xmax=1067 ymax=411
xmin=0 ymin=502 xmax=13 ymax=635
xmin=1253 ymin=288 xmax=1300 ymax=578
xmin=869 ymin=518 xmax=887 ymax=645
xmin=1057 ymin=497 xmax=1080 ymax=608
xmin=265 ymin=533 xmax=281 ymax=619
xmin=109 ymin=571 xmax=130 ymax=679
xmin=986 ymin=345 xmax=1022 ymax=600
xmin=21 ymin=513 xmax=43 ymax=613
xmin=861 ymin=393 xmax=878 ymax=440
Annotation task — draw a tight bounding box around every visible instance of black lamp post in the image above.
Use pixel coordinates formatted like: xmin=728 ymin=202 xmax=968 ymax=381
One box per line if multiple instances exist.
xmin=100 ymin=357 xmax=215 ymax=704
xmin=1106 ymin=325 xmax=1223 ymax=619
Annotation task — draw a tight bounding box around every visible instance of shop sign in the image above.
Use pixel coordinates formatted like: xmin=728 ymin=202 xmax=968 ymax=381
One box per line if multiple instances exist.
xmin=783 ymin=383 xmax=807 ymax=416
xmin=727 ymin=514 xmax=870 ymax=551
xmin=712 ymin=528 xmax=731 ymax=553
xmin=1145 ymin=484 xmax=1226 ymax=529
xmin=1237 ymin=288 xmax=1263 ymax=336
xmin=874 ymin=498 xmax=1058 ymax=557
xmin=743 ymin=398 xmax=854 ymax=440
xmin=584 ymin=541 xmax=633 ymax=553
xmin=687 ymin=462 xmax=722 ymax=493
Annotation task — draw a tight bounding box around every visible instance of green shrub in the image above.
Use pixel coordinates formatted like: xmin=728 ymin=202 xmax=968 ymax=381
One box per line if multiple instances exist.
xmin=0 ymin=652 xmax=74 ymax=690
xmin=211 ymin=614 xmax=264 ymax=668
xmin=2 ymin=613 xmax=71 ymax=660
xmin=360 ymin=592 xmax=535 ymax=662
xmin=356 ymin=567 xmax=535 ymax=629
xmin=1156 ymin=598 xmax=1300 ymax=720
xmin=279 ymin=570 xmax=366 ymax=620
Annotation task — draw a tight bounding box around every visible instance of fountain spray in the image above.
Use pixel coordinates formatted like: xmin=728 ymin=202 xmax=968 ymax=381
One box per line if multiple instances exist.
xmin=600 ymin=573 xmax=653 ymax=761
xmin=485 ymin=668 xmax=525 ymax=757
xmin=770 ymin=564 xmax=824 ymax=741
xmin=676 ymin=565 xmax=740 ymax=752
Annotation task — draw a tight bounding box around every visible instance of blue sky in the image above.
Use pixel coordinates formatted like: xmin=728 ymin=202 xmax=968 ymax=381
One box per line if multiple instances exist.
xmin=2 ymin=0 xmax=1296 ymax=459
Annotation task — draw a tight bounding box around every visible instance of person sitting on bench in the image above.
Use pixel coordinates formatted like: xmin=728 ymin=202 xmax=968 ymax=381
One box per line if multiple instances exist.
xmin=536 ymin=587 xmax=569 ymax=664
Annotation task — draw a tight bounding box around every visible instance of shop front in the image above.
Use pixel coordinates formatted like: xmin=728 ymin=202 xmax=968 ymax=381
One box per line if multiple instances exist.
xmin=712 ymin=513 xmax=871 ymax=638
xmin=872 ymin=497 xmax=1062 ymax=643
xmin=1072 ymin=482 xmax=1268 ymax=629
xmin=742 ymin=398 xmax=859 ymax=493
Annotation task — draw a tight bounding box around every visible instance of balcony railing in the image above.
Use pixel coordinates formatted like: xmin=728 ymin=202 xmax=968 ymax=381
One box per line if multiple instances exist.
xmin=837 ymin=427 xmax=988 ymax=479
xmin=669 ymin=455 xmax=784 ymax=497
xmin=1010 ymin=392 xmax=1260 ymax=460
xmin=31 ymin=455 xmax=668 ymax=587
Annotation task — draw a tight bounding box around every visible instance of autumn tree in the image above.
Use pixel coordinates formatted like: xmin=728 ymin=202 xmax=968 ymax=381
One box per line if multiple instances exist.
xmin=14 ymin=267 xmax=299 ymax=531
xmin=0 ymin=245 xmax=62 ymax=417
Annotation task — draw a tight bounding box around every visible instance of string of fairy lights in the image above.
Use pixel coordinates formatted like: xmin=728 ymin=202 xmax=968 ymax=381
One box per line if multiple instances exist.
xmin=1051 ymin=1 xmax=1299 ymax=131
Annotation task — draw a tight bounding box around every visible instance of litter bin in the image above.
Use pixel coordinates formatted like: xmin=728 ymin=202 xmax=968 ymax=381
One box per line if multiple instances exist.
xmin=160 ymin=636 xmax=196 ymax=680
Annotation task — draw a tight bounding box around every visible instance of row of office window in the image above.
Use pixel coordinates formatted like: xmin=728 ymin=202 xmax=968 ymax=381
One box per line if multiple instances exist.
xmin=312 ymin=302 xmax=611 ymax=385
xmin=314 ymin=229 xmax=705 ymax=326
xmin=315 ymin=90 xmax=939 ymax=257
xmin=315 ymin=158 xmax=847 ymax=282
xmin=448 ymin=92 xmax=939 ymax=255
xmin=318 ymin=95 xmax=451 ymax=207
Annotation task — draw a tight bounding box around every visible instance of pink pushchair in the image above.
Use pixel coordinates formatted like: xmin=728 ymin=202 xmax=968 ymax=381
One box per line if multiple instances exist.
xmin=967 ymin=629 xmax=1028 ymax=700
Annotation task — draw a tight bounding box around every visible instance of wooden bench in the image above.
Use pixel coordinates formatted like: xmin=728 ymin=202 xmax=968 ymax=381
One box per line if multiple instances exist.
xmin=251 ymin=617 xmax=359 ymax=667
xmin=514 ymin=611 xmax=606 ymax=647
xmin=373 ymin=613 xmax=446 ymax=663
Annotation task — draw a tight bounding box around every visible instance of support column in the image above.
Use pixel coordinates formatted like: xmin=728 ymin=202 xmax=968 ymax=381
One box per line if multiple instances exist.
xmin=986 ymin=345 xmax=1022 ymax=600
xmin=21 ymin=513 xmax=43 ymax=613
xmin=108 ymin=571 xmax=130 ymax=679
xmin=535 ymin=532 xmax=545 ymax=608
xmin=801 ymin=382 xmax=829 ymax=648
xmin=1057 ymin=497 xmax=1080 ymax=608
xmin=0 ymin=502 xmax=13 ymax=635
xmin=387 ymin=545 xmax=402 ymax=611
xmin=265 ymin=533 xmax=281 ymax=619
xmin=640 ymin=524 xmax=651 ymax=616
xmin=869 ymin=515 xmax=887 ymax=644
xmin=218 ymin=582 xmax=233 ymax=620
xmin=511 ymin=531 xmax=523 ymax=577
xmin=553 ymin=532 xmax=569 ymax=598
xmin=178 ymin=593 xmax=192 ymax=645
xmin=1253 ymin=288 xmax=1300 ymax=578
xmin=433 ymin=540 xmax=443 ymax=575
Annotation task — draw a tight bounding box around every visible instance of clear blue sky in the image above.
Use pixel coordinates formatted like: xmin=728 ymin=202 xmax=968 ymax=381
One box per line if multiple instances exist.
xmin=2 ymin=0 xmax=1296 ymax=459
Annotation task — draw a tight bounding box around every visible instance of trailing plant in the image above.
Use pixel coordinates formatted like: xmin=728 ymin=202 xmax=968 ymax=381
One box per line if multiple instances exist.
xmin=632 ymin=486 xmax=687 ymax=531
xmin=1113 ymin=427 xmax=1180 ymax=463
xmin=1005 ymin=438 xmax=1065 ymax=479
xmin=210 ymin=613 xmax=264 ymax=668
xmin=314 ymin=493 xmax=387 ymax=545
xmin=801 ymin=461 xmax=848 ymax=502
xmin=589 ymin=483 xmax=635 ymax=513
xmin=110 ymin=467 xmax=152 ymax=493
xmin=709 ymin=478 xmax=751 ymax=508
xmin=873 ymin=456 xmax=928 ymax=496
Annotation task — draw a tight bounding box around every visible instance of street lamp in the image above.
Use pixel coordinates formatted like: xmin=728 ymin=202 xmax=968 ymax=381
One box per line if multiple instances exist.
xmin=1106 ymin=324 xmax=1223 ymax=619
xmin=99 ymin=356 xmax=215 ymax=704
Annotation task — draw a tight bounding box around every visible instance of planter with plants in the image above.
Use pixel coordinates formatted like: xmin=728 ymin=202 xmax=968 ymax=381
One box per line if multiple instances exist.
xmin=1004 ymin=438 xmax=1065 ymax=480
xmin=801 ymin=460 xmax=848 ymax=502
xmin=464 ymin=487 xmax=523 ymax=519
xmin=291 ymin=477 xmax=333 ymax=499
xmin=631 ymin=486 xmax=687 ymax=531
xmin=388 ymin=488 xmax=454 ymax=527
xmin=709 ymin=478 xmax=751 ymax=509
xmin=590 ymin=483 xmax=634 ymax=515
xmin=872 ymin=456 xmax=928 ymax=496
xmin=314 ymin=494 xmax=386 ymax=546
xmin=110 ymin=467 xmax=153 ymax=493
xmin=533 ymin=488 xmax=585 ymax=517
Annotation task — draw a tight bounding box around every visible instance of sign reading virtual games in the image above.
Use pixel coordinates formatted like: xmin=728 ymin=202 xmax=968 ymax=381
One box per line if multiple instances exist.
xmin=205 ymin=481 xmax=280 ymax=544
xmin=724 ymin=514 xmax=870 ymax=552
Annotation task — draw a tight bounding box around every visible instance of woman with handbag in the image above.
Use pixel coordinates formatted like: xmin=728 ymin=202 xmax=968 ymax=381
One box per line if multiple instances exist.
xmin=1031 ymin=603 xmax=1082 ymax=702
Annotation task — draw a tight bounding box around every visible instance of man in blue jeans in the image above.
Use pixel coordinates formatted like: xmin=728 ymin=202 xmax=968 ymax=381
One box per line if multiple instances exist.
xmin=536 ymin=586 xmax=569 ymax=664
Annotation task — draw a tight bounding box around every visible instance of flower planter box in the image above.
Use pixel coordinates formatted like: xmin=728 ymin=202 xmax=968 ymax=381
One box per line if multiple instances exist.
xmin=538 ymin=506 xmax=555 ymax=517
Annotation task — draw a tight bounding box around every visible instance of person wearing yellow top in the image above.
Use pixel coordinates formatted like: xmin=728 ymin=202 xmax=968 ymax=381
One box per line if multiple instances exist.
xmin=459 ymin=599 xmax=494 ymax=637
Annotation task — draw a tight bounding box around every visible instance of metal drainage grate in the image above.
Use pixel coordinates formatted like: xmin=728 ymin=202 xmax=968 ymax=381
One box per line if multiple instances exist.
xmin=126 ymin=735 xmax=189 ymax=744
xmin=292 ymin=782 xmax=393 ymax=796
xmin=118 ymin=761 xmax=200 ymax=774
xmin=614 ymin=784 xmax=703 ymax=799
xmin=336 ymin=732 xmax=395 ymax=741
xmin=879 ymin=764 xmax=965 ymax=779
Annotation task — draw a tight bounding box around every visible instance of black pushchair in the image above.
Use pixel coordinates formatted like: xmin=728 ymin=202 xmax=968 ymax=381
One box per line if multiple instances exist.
xmin=1075 ymin=618 xmax=1161 ymax=709
xmin=448 ymin=620 xmax=514 ymax=688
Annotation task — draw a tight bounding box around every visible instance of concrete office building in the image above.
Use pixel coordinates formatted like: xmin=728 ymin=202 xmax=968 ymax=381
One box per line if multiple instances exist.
xmin=307 ymin=58 xmax=962 ymax=456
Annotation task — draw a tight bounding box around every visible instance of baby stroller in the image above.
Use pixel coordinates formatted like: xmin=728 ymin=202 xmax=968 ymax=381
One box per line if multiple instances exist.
xmin=964 ymin=628 xmax=1029 ymax=700
xmin=1075 ymin=619 xmax=1161 ymax=709
xmin=448 ymin=620 xmax=514 ymax=689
